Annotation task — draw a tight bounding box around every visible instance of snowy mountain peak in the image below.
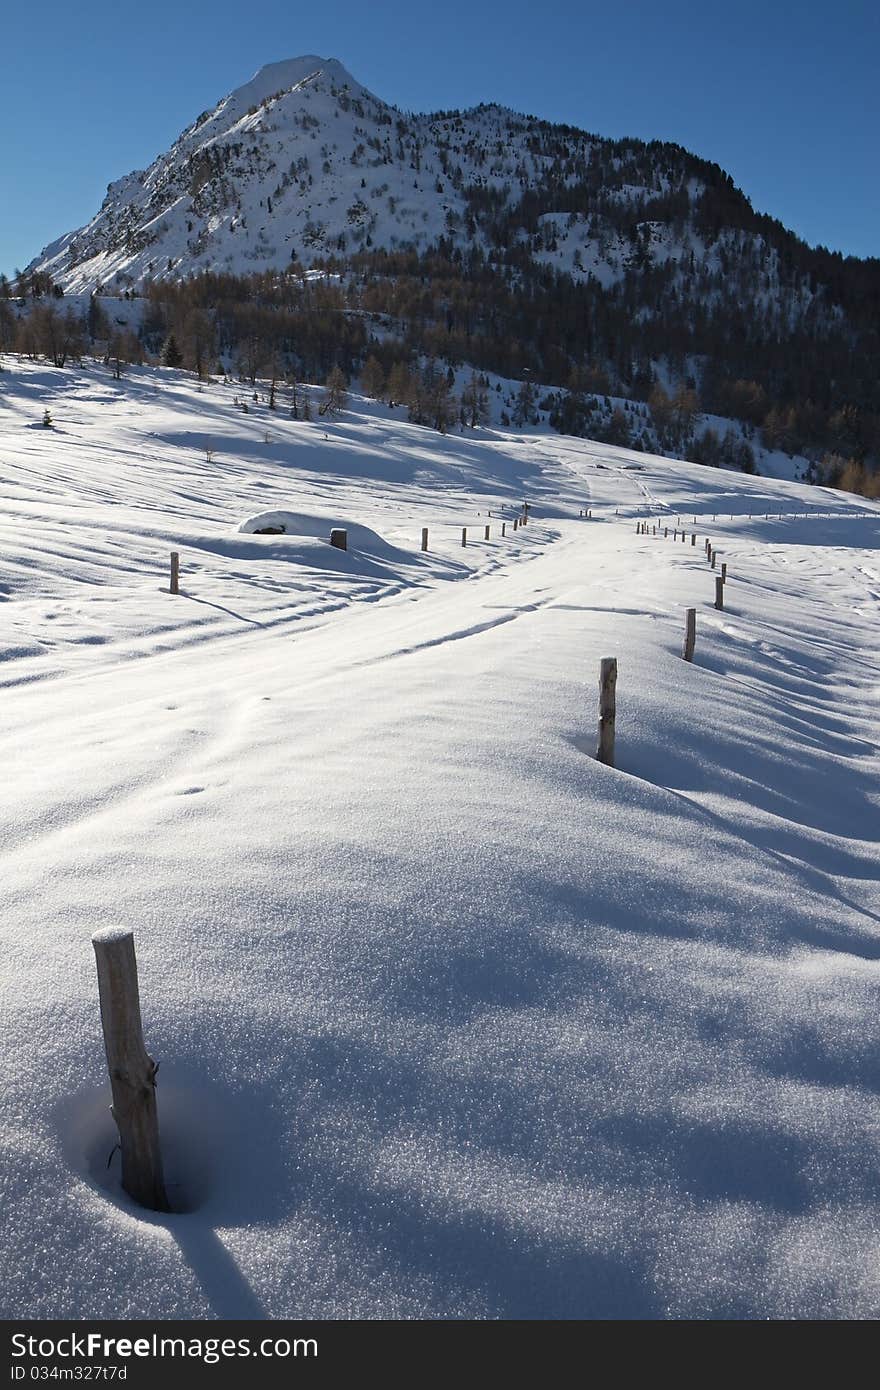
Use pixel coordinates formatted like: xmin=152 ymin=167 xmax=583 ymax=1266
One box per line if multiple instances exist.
xmin=207 ymin=55 xmax=364 ymax=128
xmin=233 ymin=56 xmax=360 ymax=102
xmin=174 ymin=55 xmax=366 ymax=152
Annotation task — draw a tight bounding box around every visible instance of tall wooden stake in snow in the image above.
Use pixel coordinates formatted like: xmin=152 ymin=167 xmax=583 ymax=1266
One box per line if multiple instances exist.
xmin=169 ymin=552 xmax=179 ymax=595
xmin=421 ymin=527 xmax=428 ymax=552
xmin=715 ymin=577 xmax=725 ymax=610
xmin=596 ymin=657 xmax=617 ymax=767
xmin=682 ymin=608 xmax=696 ymax=662
xmin=92 ymin=928 xmax=170 ymax=1213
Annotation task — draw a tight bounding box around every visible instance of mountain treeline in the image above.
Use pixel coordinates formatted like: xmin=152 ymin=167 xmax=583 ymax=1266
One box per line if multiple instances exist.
xmin=3 ymin=190 xmax=879 ymax=494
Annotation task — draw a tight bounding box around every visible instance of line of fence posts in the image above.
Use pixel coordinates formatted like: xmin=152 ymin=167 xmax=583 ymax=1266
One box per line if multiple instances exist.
xmin=169 ymin=500 xmax=537 ymax=595
xmin=644 ymin=503 xmax=876 ymax=663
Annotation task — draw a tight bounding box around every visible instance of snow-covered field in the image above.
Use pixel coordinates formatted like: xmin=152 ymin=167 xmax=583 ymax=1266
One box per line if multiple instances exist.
xmin=1 ymin=359 xmax=879 ymax=1319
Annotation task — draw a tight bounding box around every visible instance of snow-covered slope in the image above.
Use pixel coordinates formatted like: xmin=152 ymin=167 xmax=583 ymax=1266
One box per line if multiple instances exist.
xmin=30 ymin=56 xmax=522 ymax=291
xmin=25 ymin=54 xmax=820 ymax=320
xmin=1 ymin=359 xmax=879 ymax=1319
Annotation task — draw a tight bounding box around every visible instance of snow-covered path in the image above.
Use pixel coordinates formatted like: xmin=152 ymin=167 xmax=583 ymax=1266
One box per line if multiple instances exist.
xmin=2 ymin=363 xmax=879 ymax=1320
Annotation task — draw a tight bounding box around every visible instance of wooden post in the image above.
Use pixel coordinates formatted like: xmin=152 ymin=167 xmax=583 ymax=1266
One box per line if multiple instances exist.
xmin=421 ymin=527 xmax=428 ymax=552
xmin=330 ymin=528 xmax=347 ymax=551
xmin=596 ymin=658 xmax=617 ymax=767
xmin=484 ymin=524 xmax=490 ymax=540
xmin=715 ymin=577 xmax=724 ymax=610
xmin=462 ymin=527 xmax=467 ymax=546
xmin=721 ymin=562 xmax=727 ymax=582
xmin=502 ymin=522 xmax=506 ymax=536
xmin=710 ymin=549 xmax=716 ymax=569
xmin=92 ymin=928 xmax=170 ymax=1213
xmin=513 ymin=518 xmax=518 ymax=531
xmin=691 ymin=533 xmax=696 ymax=546
xmin=682 ymin=608 xmax=696 ymax=662
xmin=169 ymin=552 xmax=179 ymax=595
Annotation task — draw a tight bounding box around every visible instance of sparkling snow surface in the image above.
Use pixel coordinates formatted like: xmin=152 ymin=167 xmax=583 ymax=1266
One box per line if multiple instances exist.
xmin=1 ymin=361 xmax=879 ymax=1319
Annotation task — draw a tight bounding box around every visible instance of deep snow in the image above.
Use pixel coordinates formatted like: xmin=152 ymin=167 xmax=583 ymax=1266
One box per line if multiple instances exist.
xmin=1 ymin=359 xmax=879 ymax=1319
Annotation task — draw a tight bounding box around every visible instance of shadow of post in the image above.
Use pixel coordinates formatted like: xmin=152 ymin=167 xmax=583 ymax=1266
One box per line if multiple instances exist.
xmin=172 ymin=1223 xmax=267 ymax=1320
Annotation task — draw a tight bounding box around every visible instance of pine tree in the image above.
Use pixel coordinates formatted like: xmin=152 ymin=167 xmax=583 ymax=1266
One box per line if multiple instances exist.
xmin=0 ymin=298 xmax=14 ymax=353
xmin=461 ymin=372 xmax=489 ymax=428
xmin=512 ymin=378 xmax=537 ymax=427
xmin=161 ymin=333 xmax=183 ymax=368
xmin=87 ymin=294 xmax=110 ymax=342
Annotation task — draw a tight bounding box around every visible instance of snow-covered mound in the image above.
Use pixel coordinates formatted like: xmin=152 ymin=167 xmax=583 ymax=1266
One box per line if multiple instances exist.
xmin=1 ymin=358 xmax=880 ymax=1320
xmin=237 ymin=509 xmax=392 ymax=552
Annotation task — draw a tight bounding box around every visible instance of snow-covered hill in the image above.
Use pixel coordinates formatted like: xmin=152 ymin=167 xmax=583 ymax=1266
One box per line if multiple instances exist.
xmin=30 ymin=55 xmax=518 ymax=290
xmin=25 ymin=55 xmax=827 ymax=322
xmin=21 ymin=54 xmax=879 ymax=483
xmin=1 ymin=357 xmax=879 ymax=1319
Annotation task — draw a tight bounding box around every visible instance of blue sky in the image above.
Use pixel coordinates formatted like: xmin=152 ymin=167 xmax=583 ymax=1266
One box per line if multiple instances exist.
xmin=1 ymin=0 xmax=877 ymax=278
